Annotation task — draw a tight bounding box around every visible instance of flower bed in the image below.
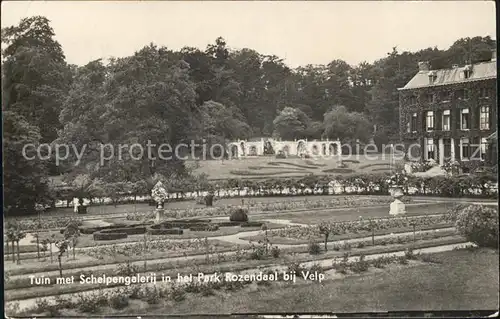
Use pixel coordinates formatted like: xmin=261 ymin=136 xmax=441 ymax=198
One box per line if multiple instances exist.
xmin=269 ymin=214 xmax=453 ymax=240
xmin=83 ymin=238 xmax=215 ymax=258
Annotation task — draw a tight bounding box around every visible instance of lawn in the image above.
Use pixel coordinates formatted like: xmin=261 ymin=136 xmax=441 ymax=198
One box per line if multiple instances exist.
xmin=193 ymin=156 xmax=398 ymax=180
xmin=142 ymin=248 xmax=499 ymax=313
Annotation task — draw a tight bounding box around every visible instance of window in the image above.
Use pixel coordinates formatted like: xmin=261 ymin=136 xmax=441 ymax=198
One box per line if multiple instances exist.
xmin=443 ymin=138 xmax=452 ymax=159
xmin=479 ymin=88 xmax=491 ymax=99
xmin=427 ymin=94 xmax=436 ymax=103
xmin=440 ymin=91 xmax=451 ymax=102
xmin=426 ymin=138 xmax=435 ymax=160
xmin=426 ymin=111 xmax=434 ymax=131
xmin=480 ymin=106 xmax=490 ymax=130
xmin=408 ymin=95 xmax=417 ymax=105
xmin=442 ymin=110 xmax=451 ymax=131
xmin=461 ymin=138 xmax=471 ymax=160
xmin=461 ymin=108 xmax=470 ymax=130
xmin=456 ymin=89 xmax=469 ymax=100
xmin=410 ymin=113 xmax=417 ymax=132
xmin=480 ymin=138 xmax=488 ymax=161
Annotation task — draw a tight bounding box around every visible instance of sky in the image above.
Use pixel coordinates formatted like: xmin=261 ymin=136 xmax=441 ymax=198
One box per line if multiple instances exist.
xmin=1 ymin=1 xmax=496 ymax=68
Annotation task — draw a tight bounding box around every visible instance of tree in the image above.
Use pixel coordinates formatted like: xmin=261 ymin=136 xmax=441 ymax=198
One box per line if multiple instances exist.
xmin=3 ymin=111 xmax=49 ymax=216
xmin=273 ymin=107 xmax=312 ymax=140
xmin=198 ymin=100 xmax=251 ymax=158
xmin=2 ymin=16 xmax=71 ymax=144
xmin=323 ymin=106 xmax=372 ymax=144
xmin=57 ymin=45 xmax=199 ymax=185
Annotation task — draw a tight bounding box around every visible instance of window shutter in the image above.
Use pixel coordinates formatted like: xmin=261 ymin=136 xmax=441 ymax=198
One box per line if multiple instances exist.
xmin=454 ymin=108 xmax=461 ymax=130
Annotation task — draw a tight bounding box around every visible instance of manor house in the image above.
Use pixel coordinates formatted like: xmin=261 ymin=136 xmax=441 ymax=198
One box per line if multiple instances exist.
xmin=227 ymin=138 xmax=342 ymax=158
xmin=398 ymin=49 xmax=497 ymax=167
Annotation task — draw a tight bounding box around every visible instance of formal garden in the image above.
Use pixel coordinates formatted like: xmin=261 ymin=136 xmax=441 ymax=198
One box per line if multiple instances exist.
xmin=4 ymin=177 xmax=499 ymax=316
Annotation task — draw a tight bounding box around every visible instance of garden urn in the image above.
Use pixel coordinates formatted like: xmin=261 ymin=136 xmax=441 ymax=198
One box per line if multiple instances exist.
xmin=389 ymin=185 xmax=406 ymax=216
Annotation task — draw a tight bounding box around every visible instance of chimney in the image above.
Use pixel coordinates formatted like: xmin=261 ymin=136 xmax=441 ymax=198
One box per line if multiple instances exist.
xmin=418 ymin=61 xmax=430 ymax=72
xmin=491 ymin=49 xmax=496 ymax=62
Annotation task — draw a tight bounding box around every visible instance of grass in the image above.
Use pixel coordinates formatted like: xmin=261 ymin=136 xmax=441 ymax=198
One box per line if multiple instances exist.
xmin=141 ymin=248 xmax=499 ymax=314
xmin=193 ymin=156 xmax=397 ymax=180
xmin=263 ymin=202 xmax=455 ymax=224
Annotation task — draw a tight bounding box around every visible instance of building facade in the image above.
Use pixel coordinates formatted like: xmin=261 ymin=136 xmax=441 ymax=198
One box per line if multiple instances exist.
xmin=227 ymin=138 xmax=341 ymax=158
xmin=398 ymin=51 xmax=497 ymax=167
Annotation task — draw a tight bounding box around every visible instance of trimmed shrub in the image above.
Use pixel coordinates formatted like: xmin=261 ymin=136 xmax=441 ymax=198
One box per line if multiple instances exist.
xmin=229 ymin=207 xmax=249 ymax=222
xmin=216 ymin=221 xmax=243 ymax=227
xmin=322 ymin=168 xmax=355 ymax=174
xmin=240 ymin=221 xmax=263 ymax=228
xmin=189 ymin=224 xmax=219 ymax=232
xmin=93 ymin=231 xmax=128 ymax=241
xmin=455 ymin=204 xmax=499 ymax=248
xmin=100 ymin=227 xmax=146 ymax=235
xmin=147 ymin=228 xmax=183 ymax=235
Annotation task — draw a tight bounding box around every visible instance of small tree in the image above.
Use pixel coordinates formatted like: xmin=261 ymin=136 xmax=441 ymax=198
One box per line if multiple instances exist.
xmin=55 ymin=240 xmax=70 ymax=277
xmin=64 ymin=220 xmax=80 ymax=260
xmin=261 ymin=224 xmax=269 ymax=254
xmin=13 ymin=229 xmax=26 ymax=265
xmin=318 ymin=222 xmax=330 ymax=251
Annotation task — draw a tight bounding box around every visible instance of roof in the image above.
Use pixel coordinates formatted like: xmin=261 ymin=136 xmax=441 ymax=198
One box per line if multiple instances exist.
xmin=398 ymin=60 xmax=497 ymax=91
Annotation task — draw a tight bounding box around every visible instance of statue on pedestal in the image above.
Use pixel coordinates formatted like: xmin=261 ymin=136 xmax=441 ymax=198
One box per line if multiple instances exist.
xmin=387 ymin=172 xmax=408 ymax=216
xmin=151 ymin=181 xmax=168 ymax=222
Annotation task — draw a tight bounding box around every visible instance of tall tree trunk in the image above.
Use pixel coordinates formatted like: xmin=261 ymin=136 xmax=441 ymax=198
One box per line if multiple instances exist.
xmin=36 ymin=232 xmax=40 ymax=259
xmin=58 ymin=255 xmax=63 ymax=277
xmin=73 ymin=243 xmax=76 ymax=260
xmin=49 ymin=244 xmax=53 ymax=263
xmin=12 ymin=241 xmax=15 ymax=263
xmin=16 ymin=240 xmax=21 ymax=264
xmin=324 ymin=234 xmax=328 ymax=251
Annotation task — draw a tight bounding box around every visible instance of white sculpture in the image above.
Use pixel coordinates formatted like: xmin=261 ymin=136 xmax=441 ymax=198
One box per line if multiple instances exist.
xmin=389 ymin=186 xmax=406 ymax=216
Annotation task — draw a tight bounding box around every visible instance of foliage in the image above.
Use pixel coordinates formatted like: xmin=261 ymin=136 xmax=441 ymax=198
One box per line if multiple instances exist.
xmin=323 ymin=105 xmax=372 ymax=143
xmin=229 ymin=207 xmax=249 ymax=222
xmin=2 ymin=14 xmax=497 ymax=218
xmin=455 ymin=205 xmax=499 ymax=248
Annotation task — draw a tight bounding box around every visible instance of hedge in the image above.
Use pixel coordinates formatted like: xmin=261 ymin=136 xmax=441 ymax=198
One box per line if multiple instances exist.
xmin=189 ymin=225 xmax=220 ymax=232
xmin=78 ymin=222 xmax=153 ymax=235
xmin=47 ymin=172 xmax=498 ymax=214
xmin=147 ymin=228 xmax=184 ymax=235
xmin=240 ymin=221 xmax=264 ymax=228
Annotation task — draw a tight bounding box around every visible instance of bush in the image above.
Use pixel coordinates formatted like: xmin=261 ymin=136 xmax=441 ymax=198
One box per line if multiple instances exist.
xmin=271 ymin=246 xmax=281 ymax=258
xmin=229 ymin=207 xmax=249 ymax=222
xmin=108 ymin=293 xmax=129 ymax=309
xmin=455 ymin=205 xmax=499 ymax=248
xmin=308 ymin=241 xmax=321 ymax=255
xmin=148 ymin=228 xmax=183 ymax=235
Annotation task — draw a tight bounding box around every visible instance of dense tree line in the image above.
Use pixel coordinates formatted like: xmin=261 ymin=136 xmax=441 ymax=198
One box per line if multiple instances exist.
xmin=2 ymin=16 xmax=496 ymax=215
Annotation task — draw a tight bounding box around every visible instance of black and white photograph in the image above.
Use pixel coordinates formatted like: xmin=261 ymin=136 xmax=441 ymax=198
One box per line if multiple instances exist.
xmin=2 ymin=1 xmax=499 ymax=317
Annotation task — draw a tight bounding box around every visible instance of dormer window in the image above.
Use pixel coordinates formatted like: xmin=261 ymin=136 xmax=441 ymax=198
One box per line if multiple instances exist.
xmin=428 ymin=71 xmax=437 ymax=84
xmin=463 ymin=65 xmax=472 ymax=79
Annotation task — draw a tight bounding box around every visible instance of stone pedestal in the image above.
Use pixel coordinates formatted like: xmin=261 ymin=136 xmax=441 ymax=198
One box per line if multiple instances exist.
xmin=155 ymin=209 xmax=163 ymax=223
xmin=389 ymin=199 xmax=406 ymax=215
